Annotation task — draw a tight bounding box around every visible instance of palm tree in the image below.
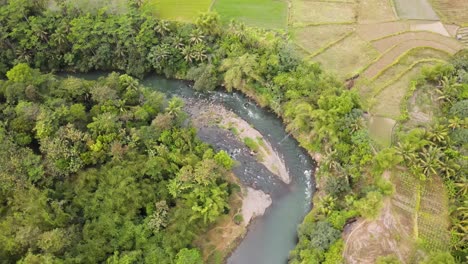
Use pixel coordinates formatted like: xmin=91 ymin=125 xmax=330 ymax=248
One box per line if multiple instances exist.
xmin=192 ymin=44 xmax=207 ymax=63
xmin=154 ymin=20 xmax=170 ymax=37
xmin=395 ymin=142 xmax=418 ymax=166
xmin=436 ymin=76 xmax=462 ymax=104
xmin=189 ymin=29 xmax=204 ymax=45
xmin=220 ymin=53 xmax=262 ymax=91
xmin=181 ymin=46 xmax=195 ymax=63
xmin=419 ymin=145 xmax=442 ymax=177
xmin=171 ymin=36 xmax=185 ymax=51
xmin=148 ymin=44 xmax=171 ymax=69
xmin=426 ymin=124 xmax=449 ymax=146
xmin=166 ymin=97 xmax=184 ymax=118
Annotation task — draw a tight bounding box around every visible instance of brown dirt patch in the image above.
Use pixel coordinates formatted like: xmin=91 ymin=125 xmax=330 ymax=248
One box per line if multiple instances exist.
xmin=363 ymin=39 xmax=459 ymax=79
xmin=344 ymin=198 xmax=414 ymax=264
xmin=371 ymin=31 xmax=463 ymax=52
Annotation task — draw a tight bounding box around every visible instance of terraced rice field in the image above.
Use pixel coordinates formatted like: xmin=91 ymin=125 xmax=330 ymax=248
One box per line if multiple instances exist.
xmin=143 ymin=0 xmax=211 ymax=22
xmin=293 ymin=24 xmax=354 ymax=55
xmin=362 ymin=39 xmax=459 ymax=78
xmin=357 ymin=0 xmax=397 ymax=23
xmin=371 ymin=63 xmax=437 ymax=118
xmin=429 ymin=0 xmax=468 ymax=26
xmin=312 ymin=33 xmax=380 ymax=78
xmin=290 ymin=0 xmax=356 ymax=25
xmin=357 ymin=47 xmax=450 ymax=104
xmin=213 ymin=0 xmax=288 ymax=29
xmin=393 ymin=0 xmax=439 ymax=20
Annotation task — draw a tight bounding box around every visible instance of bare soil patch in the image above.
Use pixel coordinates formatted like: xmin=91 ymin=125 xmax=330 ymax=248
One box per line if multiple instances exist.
xmin=409 ymin=20 xmax=450 ymax=36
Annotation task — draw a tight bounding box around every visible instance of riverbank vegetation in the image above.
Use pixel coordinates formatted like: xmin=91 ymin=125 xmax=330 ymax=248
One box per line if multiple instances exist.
xmin=396 ymin=54 xmax=467 ymax=260
xmin=0 ymin=0 xmax=465 ymax=263
xmin=0 ymin=64 xmax=236 ymax=262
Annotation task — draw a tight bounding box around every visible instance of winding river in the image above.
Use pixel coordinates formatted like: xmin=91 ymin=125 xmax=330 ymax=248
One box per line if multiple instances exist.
xmin=67 ymin=73 xmax=315 ymax=264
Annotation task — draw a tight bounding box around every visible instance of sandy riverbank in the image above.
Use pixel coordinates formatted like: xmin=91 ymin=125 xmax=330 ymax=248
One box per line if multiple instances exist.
xmin=188 ymin=101 xmax=290 ymax=184
xmin=241 ymin=187 xmax=272 ymax=226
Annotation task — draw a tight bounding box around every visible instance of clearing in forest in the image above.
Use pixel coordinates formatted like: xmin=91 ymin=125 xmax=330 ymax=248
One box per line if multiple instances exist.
xmin=213 ymin=0 xmax=288 ymax=29
xmin=143 ymin=0 xmax=212 ymax=22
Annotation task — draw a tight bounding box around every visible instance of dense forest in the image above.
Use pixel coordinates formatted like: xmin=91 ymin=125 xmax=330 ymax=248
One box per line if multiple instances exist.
xmin=0 ymin=0 xmax=466 ymax=263
xmin=0 ymin=64 xmax=235 ymax=262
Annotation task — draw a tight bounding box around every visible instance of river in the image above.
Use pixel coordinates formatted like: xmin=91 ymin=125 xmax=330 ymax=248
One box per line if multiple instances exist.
xmin=65 ymin=73 xmax=315 ymax=264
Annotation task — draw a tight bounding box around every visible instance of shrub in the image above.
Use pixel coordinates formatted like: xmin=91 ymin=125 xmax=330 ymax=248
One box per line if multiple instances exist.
xmin=298 ymin=220 xmax=341 ymax=251
xmin=233 ymin=214 xmax=243 ymax=225
xmin=243 ymin=137 xmax=259 ymax=152
xmin=353 ymin=191 xmax=383 ymax=219
xmin=324 ymin=176 xmax=351 ymax=197
xmin=420 ymin=251 xmax=455 ymax=264
xmin=323 ymin=239 xmax=344 ymax=264
xmin=376 ymin=255 xmax=401 ymax=264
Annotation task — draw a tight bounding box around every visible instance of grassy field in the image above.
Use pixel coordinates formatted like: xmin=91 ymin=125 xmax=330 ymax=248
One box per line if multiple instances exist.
xmin=428 ymin=0 xmax=468 ymax=26
xmin=143 ymin=0 xmax=211 ymax=22
xmin=213 ymin=0 xmax=288 ymax=29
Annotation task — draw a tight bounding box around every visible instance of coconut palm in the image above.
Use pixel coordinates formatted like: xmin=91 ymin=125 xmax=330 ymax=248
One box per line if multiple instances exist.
xmin=192 ymin=44 xmax=207 ymax=63
xmin=189 ymin=29 xmax=204 ymax=45
xmin=436 ymin=76 xmax=462 ymax=104
xmin=419 ymin=145 xmax=442 ymax=177
xmin=154 ymin=20 xmax=170 ymax=37
xmin=395 ymin=142 xmax=418 ymax=165
xmin=220 ymin=53 xmax=261 ymax=91
xmin=426 ymin=124 xmax=449 ymax=145
xmin=171 ymin=36 xmax=185 ymax=50
xmin=166 ymin=97 xmax=184 ymax=118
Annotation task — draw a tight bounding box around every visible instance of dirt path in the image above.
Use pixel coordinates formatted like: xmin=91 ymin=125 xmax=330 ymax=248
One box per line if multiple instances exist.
xmin=363 ymin=39 xmax=459 ymax=78
xmin=371 ymin=31 xmax=463 ymax=52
